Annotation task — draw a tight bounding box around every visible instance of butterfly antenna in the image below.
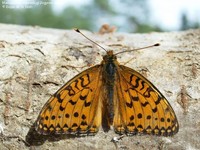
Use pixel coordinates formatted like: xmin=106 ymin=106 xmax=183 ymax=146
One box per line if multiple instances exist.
xmin=74 ymin=28 xmax=107 ymax=52
xmin=115 ymin=43 xmax=160 ymax=56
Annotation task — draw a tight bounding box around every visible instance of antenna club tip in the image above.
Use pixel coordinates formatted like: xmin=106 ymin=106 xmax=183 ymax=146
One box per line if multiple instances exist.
xmin=154 ymin=43 xmax=160 ymax=46
xmin=74 ymin=28 xmax=80 ymax=33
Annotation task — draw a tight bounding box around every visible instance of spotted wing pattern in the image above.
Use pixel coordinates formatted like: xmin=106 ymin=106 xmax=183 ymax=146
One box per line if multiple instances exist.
xmin=113 ymin=65 xmax=179 ymax=136
xmin=35 ymin=65 xmax=103 ymax=135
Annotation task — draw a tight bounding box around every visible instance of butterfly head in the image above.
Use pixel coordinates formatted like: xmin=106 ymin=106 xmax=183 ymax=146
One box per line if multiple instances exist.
xmin=103 ymin=50 xmax=117 ymax=63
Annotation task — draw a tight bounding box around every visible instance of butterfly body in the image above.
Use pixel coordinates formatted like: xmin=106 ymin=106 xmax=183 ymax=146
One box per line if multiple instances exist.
xmin=101 ymin=51 xmax=117 ymax=129
xmin=36 ymin=50 xmax=179 ymax=136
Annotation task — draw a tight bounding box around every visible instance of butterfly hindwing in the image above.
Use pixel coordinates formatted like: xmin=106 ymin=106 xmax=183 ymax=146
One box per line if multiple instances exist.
xmin=114 ymin=65 xmax=179 ymax=136
xmin=35 ymin=65 xmax=103 ymax=135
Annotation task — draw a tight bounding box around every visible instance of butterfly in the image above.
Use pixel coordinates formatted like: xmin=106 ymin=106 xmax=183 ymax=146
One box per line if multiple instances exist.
xmin=35 ymin=29 xmax=179 ymax=136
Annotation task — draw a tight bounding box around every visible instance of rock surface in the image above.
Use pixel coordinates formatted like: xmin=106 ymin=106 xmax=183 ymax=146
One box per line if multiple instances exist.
xmin=0 ymin=23 xmax=200 ymax=150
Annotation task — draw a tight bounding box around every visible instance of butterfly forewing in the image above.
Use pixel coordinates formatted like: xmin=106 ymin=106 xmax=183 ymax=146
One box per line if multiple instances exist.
xmin=113 ymin=65 xmax=179 ymax=136
xmin=35 ymin=65 xmax=103 ymax=135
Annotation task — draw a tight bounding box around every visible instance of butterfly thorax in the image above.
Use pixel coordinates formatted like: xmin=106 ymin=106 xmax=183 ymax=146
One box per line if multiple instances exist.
xmin=102 ymin=50 xmax=119 ymax=67
xmin=101 ymin=50 xmax=118 ymax=129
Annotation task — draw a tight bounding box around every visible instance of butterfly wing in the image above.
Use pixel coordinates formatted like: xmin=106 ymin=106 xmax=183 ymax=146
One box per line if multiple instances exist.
xmin=35 ymin=65 xmax=103 ymax=135
xmin=113 ymin=65 xmax=179 ymax=136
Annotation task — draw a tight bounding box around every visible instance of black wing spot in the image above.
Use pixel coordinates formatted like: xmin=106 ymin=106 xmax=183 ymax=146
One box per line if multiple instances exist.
xmin=146 ymin=125 xmax=151 ymax=130
xmin=72 ymin=123 xmax=78 ymax=127
xmin=141 ymin=101 xmax=149 ymax=107
xmin=126 ymin=101 xmax=133 ymax=108
xmin=146 ymin=115 xmax=151 ymax=119
xmin=65 ymin=113 xmax=70 ymax=118
xmin=74 ymin=112 xmax=79 ymax=117
xmin=63 ymin=124 xmax=68 ymax=128
xmin=161 ymin=118 xmax=165 ymax=122
xmin=45 ymin=116 xmax=49 ymax=120
xmin=80 ymin=95 xmax=87 ymax=100
xmin=131 ymin=96 xmax=139 ymax=101
xmin=152 ymin=107 xmax=157 ymax=113
xmin=49 ymin=124 xmax=55 ymax=129
xmin=130 ymin=115 xmax=134 ymax=121
xmin=137 ymin=113 xmax=142 ymax=119
xmin=140 ymin=81 xmax=145 ymax=90
xmin=165 ymin=107 xmax=170 ymax=112
xmin=132 ymin=77 xmax=140 ymax=88
xmin=128 ymin=122 xmax=135 ymax=127
xmin=137 ymin=124 xmax=143 ymax=129
xmin=51 ymin=115 xmax=56 ymax=120
xmin=56 ymin=93 xmax=63 ymax=103
xmin=167 ymin=126 xmax=171 ymax=130
xmin=155 ymin=96 xmax=161 ymax=105
xmin=56 ymin=123 xmax=61 ymax=128
xmin=84 ymin=101 xmax=91 ymax=107
xmin=134 ymin=128 xmax=138 ymax=132
xmin=81 ymin=121 xmax=87 ymax=126
xmin=154 ymin=125 xmax=159 ymax=130
xmin=69 ymin=100 xmax=77 ymax=105
xmin=130 ymin=74 xmax=134 ymax=83
xmin=80 ymin=74 xmax=90 ymax=87
xmin=59 ymin=105 xmax=65 ymax=111
xmin=144 ymin=87 xmax=153 ymax=98
xmin=160 ymin=127 xmax=166 ymax=131
xmin=167 ymin=118 xmax=171 ymax=122
xmin=48 ymin=105 xmax=52 ymax=111
xmin=82 ymin=114 xmax=86 ymax=120
xmin=74 ymin=79 xmax=80 ymax=90
xmin=66 ymin=86 xmax=75 ymax=96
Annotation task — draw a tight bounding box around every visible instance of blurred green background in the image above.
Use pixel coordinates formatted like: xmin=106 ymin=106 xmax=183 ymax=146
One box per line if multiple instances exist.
xmin=0 ymin=0 xmax=199 ymax=33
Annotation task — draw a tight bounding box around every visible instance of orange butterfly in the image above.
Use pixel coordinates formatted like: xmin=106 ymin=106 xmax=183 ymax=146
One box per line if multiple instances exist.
xmin=35 ymin=29 xmax=179 ymax=136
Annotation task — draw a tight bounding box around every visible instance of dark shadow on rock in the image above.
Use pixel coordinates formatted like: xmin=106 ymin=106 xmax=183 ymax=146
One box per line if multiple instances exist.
xmin=25 ymin=121 xmax=96 ymax=146
xmin=25 ymin=121 xmax=78 ymax=146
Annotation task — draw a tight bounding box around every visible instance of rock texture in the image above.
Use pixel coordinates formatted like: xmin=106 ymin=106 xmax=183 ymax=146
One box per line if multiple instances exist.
xmin=0 ymin=23 xmax=200 ymax=150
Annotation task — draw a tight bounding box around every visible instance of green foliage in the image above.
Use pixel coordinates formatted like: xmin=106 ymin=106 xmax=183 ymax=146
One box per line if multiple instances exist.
xmin=0 ymin=0 xmax=199 ymax=32
xmin=22 ymin=5 xmax=56 ymax=27
xmin=135 ymin=23 xmax=162 ymax=33
xmin=180 ymin=12 xmax=200 ymax=30
xmin=93 ymin=0 xmax=113 ymax=12
xmin=59 ymin=6 xmax=92 ymax=30
xmin=0 ymin=1 xmax=92 ymax=29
